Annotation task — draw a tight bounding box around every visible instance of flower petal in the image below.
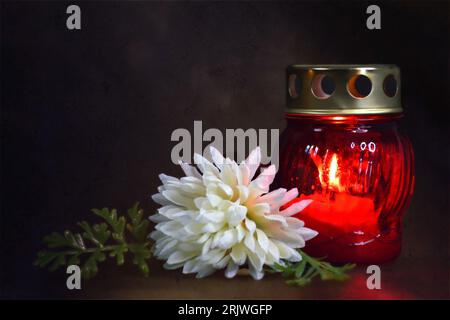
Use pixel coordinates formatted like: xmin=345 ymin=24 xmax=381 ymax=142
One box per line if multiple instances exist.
xmin=210 ymin=146 xmax=226 ymax=170
xmin=162 ymin=190 xmax=194 ymax=209
xmin=255 ymin=229 xmax=269 ymax=252
xmin=179 ymin=161 xmax=202 ymax=179
xmin=167 ymin=251 xmax=197 ymax=265
xmin=279 ymin=199 xmax=312 ymax=216
xmin=227 ymin=204 xmax=247 ymax=226
xmin=151 ymin=193 xmax=171 ymax=206
xmin=195 ymin=265 xmax=216 ymax=278
xmin=244 ymin=232 xmax=256 ymax=251
xmin=245 ymin=146 xmax=261 ymax=180
xmin=248 ymin=263 xmax=264 ymax=280
xmin=194 ymin=153 xmax=219 ymax=175
xmin=230 ymin=243 xmax=247 ymax=265
xmin=225 ymin=261 xmax=239 ymax=278
xmin=249 ymin=165 xmax=277 ymax=193
xmin=299 ymin=227 xmax=319 ymax=241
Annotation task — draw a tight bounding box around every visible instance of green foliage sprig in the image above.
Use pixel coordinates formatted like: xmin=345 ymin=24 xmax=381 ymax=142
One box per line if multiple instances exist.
xmin=34 ymin=203 xmax=152 ymax=279
xmin=35 ymin=202 xmax=355 ymax=286
xmin=270 ymin=250 xmax=356 ymax=286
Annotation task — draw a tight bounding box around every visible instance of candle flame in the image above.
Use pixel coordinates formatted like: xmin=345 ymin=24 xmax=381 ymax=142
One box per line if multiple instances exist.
xmin=309 ymin=149 xmax=344 ymax=192
xmin=329 ymin=154 xmax=339 ymax=187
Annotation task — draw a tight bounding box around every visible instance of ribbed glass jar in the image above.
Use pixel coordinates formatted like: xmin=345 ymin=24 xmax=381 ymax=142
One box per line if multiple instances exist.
xmin=276 ymin=114 xmax=414 ymax=263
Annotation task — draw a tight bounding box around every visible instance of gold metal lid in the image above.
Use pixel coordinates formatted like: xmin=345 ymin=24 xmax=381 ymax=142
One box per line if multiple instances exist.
xmin=286 ymin=64 xmax=402 ymax=115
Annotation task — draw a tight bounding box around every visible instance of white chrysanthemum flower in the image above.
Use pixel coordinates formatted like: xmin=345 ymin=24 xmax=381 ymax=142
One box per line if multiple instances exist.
xmin=150 ymin=147 xmax=317 ymax=280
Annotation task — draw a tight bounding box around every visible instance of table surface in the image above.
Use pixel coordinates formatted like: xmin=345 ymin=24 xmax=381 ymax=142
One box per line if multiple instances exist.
xmin=61 ymin=255 xmax=448 ymax=300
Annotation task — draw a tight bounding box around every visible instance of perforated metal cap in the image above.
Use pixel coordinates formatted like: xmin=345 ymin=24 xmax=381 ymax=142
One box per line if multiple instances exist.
xmin=286 ymin=64 xmax=402 ymax=115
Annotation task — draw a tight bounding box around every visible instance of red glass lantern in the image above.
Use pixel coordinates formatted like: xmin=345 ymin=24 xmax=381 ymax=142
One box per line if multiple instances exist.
xmin=276 ymin=65 xmax=414 ymax=264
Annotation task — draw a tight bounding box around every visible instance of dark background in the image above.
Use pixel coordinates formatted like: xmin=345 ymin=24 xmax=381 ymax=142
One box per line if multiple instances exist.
xmin=1 ymin=1 xmax=448 ymax=299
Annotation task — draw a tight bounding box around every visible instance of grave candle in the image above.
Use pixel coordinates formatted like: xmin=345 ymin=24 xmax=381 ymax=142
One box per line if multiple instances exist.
xmin=276 ymin=65 xmax=415 ymax=264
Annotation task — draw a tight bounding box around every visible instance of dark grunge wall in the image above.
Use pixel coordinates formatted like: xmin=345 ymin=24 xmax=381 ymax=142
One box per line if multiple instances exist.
xmin=1 ymin=1 xmax=449 ymax=298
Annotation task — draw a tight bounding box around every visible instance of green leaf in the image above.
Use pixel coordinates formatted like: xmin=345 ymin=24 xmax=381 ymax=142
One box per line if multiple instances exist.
xmin=270 ymin=250 xmax=356 ymax=286
xmin=63 ymin=230 xmax=84 ymax=249
xmin=127 ymin=202 xmax=150 ymax=242
xmin=286 ymin=277 xmax=311 ymax=286
xmin=110 ymin=243 xmax=128 ymax=265
xmin=35 ymin=203 xmax=153 ymax=279
xmin=294 ymin=259 xmax=307 ymax=278
xmin=34 ymin=251 xmax=59 ymax=268
xmin=129 ymin=243 xmax=152 ymax=277
xmin=49 ymin=253 xmax=66 ymax=272
xmin=82 ymin=250 xmax=106 ymax=279
xmin=127 ymin=202 xmax=141 ymax=223
xmin=93 ymin=208 xmax=126 ymax=242
xmin=92 ymin=223 xmax=111 ymax=245
xmin=43 ymin=232 xmax=71 ymax=248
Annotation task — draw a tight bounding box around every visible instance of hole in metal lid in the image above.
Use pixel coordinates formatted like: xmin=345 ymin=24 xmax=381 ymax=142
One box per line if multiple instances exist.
xmin=383 ymin=74 xmax=398 ymax=97
xmin=311 ymin=74 xmax=335 ymax=99
xmin=348 ymin=75 xmax=372 ymax=98
xmin=288 ymin=74 xmax=302 ymax=98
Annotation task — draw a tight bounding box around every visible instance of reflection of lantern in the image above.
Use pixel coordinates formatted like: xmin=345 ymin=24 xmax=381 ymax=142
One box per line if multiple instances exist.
xmin=276 ymin=65 xmax=414 ymax=263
